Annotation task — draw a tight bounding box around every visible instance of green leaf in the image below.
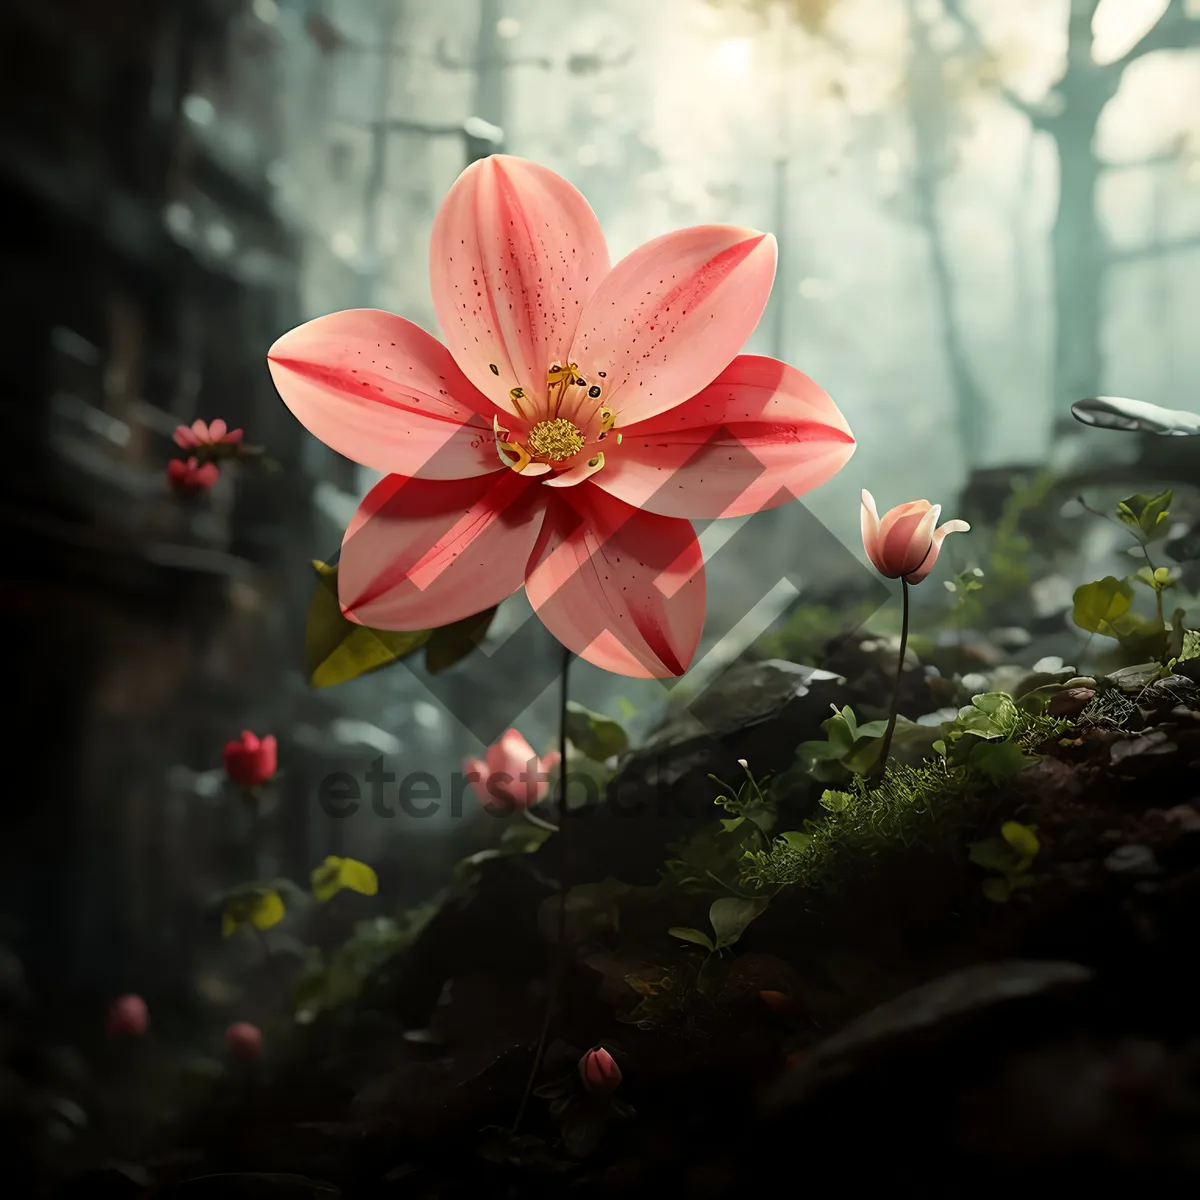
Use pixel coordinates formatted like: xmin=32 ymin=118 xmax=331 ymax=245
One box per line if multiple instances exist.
xmin=1001 ymin=821 xmax=1039 ymax=859
xmin=968 ymin=740 xmax=1030 ymax=782
xmin=306 ymin=561 xmax=430 ymax=687
xmin=708 ymin=896 xmax=768 ymax=949
xmin=1116 ymin=490 xmax=1172 ymax=543
xmin=564 ymin=702 xmax=628 ymax=761
xmin=954 ymin=692 xmax=1019 ymax=739
xmin=932 ymin=739 xmax=947 ymax=758
xmin=822 ymin=707 xmax=858 ymax=754
xmin=981 ymin=877 xmax=1012 ymax=903
xmin=1180 ymin=629 xmax=1200 ymax=663
xmin=310 ymin=856 xmax=379 ymax=903
xmin=968 ymin=837 xmax=1015 ymax=874
xmin=719 ymin=817 xmax=746 ymax=833
xmin=819 ymin=789 xmax=851 ymax=812
xmin=424 ymin=605 xmax=498 ymax=674
xmin=1072 ymin=576 xmax=1135 ymax=636
xmin=779 ymin=831 xmax=813 ymax=850
xmin=221 ymin=887 xmax=285 ymax=937
xmin=669 ymin=926 xmax=715 ymax=951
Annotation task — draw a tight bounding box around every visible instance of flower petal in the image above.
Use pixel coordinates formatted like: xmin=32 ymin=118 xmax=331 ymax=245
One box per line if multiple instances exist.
xmin=208 ymin=418 xmax=227 ymax=441
xmin=860 ymin=490 xmax=888 ymax=575
xmin=882 ymin=503 xmax=940 ymax=578
xmin=268 ymin=309 xmax=500 ymax=479
xmin=906 ymin=519 xmax=970 ymax=585
xmin=593 ymin=356 xmax=854 ymax=518
xmin=525 ymin=485 xmax=706 ymax=678
xmin=430 ymin=155 xmax=609 ymax=418
xmin=339 ymin=471 xmax=548 ymax=629
xmin=565 ymin=226 xmax=777 ymax=426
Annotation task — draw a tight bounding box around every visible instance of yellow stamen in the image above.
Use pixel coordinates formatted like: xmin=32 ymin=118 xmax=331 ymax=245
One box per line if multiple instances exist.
xmin=497 ymin=439 xmax=531 ymax=472
xmin=600 ymin=407 xmax=615 ymax=433
xmin=527 ymin=418 xmax=585 ymax=462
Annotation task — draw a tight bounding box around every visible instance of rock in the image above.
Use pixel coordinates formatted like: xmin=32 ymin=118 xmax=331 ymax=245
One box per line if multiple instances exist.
xmin=583 ymin=661 xmax=848 ymax=886
xmin=1110 ymin=730 xmax=1177 ymax=766
xmin=157 ymin=1174 xmax=342 ymax=1198
xmin=1104 ymin=663 xmax=1164 ymax=692
xmin=1155 ymin=804 xmax=1200 ymax=834
xmin=1049 ymin=688 xmax=1095 ymax=719
xmin=1103 ymin=845 xmax=1160 ymax=876
xmin=763 ymin=960 xmax=1093 ymax=1112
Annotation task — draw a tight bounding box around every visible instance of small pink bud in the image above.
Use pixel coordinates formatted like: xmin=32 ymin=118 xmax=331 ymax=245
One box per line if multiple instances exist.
xmin=167 ymin=457 xmax=220 ymax=494
xmin=578 ymin=1046 xmax=622 ymax=1097
xmin=225 ymin=1021 xmax=263 ymax=1061
xmin=465 ymin=728 xmax=559 ymax=813
xmin=860 ymin=490 xmax=970 ymax=585
xmin=106 ymin=994 xmax=149 ymax=1037
xmin=223 ymin=730 xmax=278 ymax=787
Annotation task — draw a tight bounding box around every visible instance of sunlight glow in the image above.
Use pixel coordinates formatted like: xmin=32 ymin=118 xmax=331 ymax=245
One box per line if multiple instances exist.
xmin=1091 ymin=0 xmax=1170 ymax=65
xmin=712 ymin=36 xmax=754 ymax=79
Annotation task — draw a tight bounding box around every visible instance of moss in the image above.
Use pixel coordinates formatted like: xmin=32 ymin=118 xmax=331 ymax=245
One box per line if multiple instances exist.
xmin=739 ymin=700 xmax=1060 ymax=895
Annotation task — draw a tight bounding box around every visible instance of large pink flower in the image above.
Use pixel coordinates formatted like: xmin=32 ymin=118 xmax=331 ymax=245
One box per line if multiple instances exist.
xmin=268 ymin=156 xmax=854 ymax=676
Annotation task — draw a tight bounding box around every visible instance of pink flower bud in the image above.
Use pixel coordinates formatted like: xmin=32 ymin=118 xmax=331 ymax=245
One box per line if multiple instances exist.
xmin=223 ymin=730 xmax=278 ymax=788
xmin=578 ymin=1046 xmax=622 ymax=1097
xmin=225 ymin=1021 xmax=263 ymax=1061
xmin=464 ymin=728 xmax=560 ymax=813
xmin=167 ymin=457 xmax=220 ymax=494
xmin=860 ymin=490 xmax=970 ymax=585
xmin=173 ymin=419 xmax=244 ymax=450
xmin=106 ymin=994 xmax=149 ymax=1037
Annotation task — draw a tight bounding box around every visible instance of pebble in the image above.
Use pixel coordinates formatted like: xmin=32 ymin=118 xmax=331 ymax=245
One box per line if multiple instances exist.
xmin=1103 ymin=844 xmax=1160 ymax=876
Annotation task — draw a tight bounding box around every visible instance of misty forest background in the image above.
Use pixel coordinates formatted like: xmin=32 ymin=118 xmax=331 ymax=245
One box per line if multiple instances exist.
xmin=2 ymin=0 xmax=1198 ymax=1018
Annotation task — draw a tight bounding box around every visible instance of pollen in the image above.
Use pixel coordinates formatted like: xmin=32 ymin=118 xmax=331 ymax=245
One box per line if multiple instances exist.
xmin=527 ymin=418 xmax=585 ymax=461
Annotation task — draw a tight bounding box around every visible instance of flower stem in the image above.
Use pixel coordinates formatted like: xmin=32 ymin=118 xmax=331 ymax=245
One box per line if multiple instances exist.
xmin=511 ymin=640 xmax=572 ymax=1134
xmin=875 ymin=577 xmax=910 ymax=779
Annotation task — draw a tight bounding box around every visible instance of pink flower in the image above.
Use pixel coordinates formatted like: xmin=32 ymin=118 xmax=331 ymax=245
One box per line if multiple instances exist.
xmin=223 ymin=730 xmax=278 ymax=788
xmin=579 ymin=1046 xmax=622 ymax=1097
xmin=464 ymin=729 xmax=560 ymax=813
xmin=268 ymin=156 xmax=854 ymax=678
xmin=173 ymin=418 xmax=244 ymax=450
xmin=860 ymin=490 xmax=970 ymax=585
xmin=167 ymin=457 xmax=219 ymax=494
xmin=225 ymin=1021 xmax=263 ymax=1061
xmin=106 ymin=994 xmax=149 ymax=1037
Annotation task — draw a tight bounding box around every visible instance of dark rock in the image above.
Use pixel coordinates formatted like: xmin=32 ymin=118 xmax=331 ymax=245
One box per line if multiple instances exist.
xmin=378 ymin=854 xmax=554 ymax=1029
xmin=156 ymin=1174 xmax=341 ymax=1198
xmin=57 ymin=1163 xmax=150 ymax=1199
xmin=1049 ymin=688 xmax=1095 ymax=719
xmin=1104 ymin=845 xmax=1160 ymax=876
xmin=764 ymin=960 xmax=1094 ymax=1111
xmin=591 ymin=660 xmax=847 ymax=885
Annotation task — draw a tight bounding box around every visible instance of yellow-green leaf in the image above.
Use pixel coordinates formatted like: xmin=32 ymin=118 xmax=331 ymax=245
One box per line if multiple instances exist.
xmin=222 ymin=888 xmax=285 ymax=937
xmin=425 ymin=605 xmax=498 ymax=674
xmin=1001 ymin=821 xmax=1039 ymax=859
xmin=305 ymin=561 xmax=430 ymax=688
xmin=981 ymin=877 xmax=1011 ymax=903
xmin=311 ymin=856 xmax=378 ymax=903
xmin=1072 ymin=576 xmax=1134 ymax=636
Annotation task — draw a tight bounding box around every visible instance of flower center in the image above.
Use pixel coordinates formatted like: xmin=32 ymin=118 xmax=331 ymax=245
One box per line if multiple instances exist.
xmin=526 ymin=418 xmax=585 ymax=461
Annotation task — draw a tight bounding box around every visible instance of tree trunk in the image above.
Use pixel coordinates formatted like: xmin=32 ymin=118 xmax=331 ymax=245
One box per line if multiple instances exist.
xmin=907 ymin=0 xmax=989 ymax=467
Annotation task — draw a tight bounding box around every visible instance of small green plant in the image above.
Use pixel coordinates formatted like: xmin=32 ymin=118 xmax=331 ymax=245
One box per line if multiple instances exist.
xmin=968 ymin=821 xmax=1040 ymax=902
xmin=1072 ymin=490 xmax=1188 ymax=661
xmin=669 ymin=896 xmax=769 ymax=953
xmin=796 ymin=704 xmax=890 ymax=781
xmin=293 ymin=906 xmax=437 ymax=1019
